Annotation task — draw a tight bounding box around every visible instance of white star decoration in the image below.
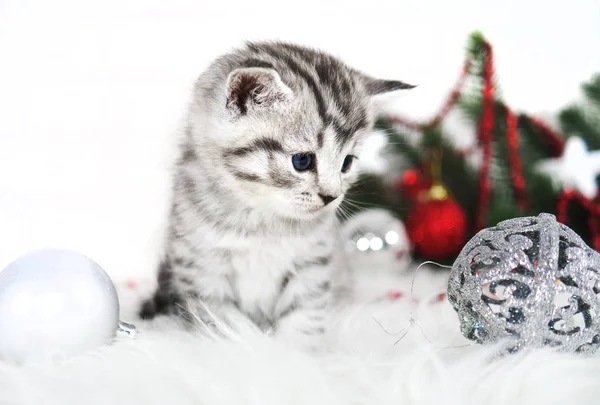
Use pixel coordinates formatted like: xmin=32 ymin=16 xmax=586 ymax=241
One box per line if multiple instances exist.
xmin=536 ymin=136 xmax=600 ymax=198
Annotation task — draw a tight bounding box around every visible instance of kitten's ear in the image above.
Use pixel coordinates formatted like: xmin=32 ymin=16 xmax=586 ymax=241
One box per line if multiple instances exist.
xmin=225 ymin=67 xmax=292 ymax=116
xmin=361 ymin=74 xmax=416 ymax=96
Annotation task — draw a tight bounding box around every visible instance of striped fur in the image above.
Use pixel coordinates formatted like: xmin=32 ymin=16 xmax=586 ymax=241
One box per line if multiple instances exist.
xmin=139 ymin=42 xmax=413 ymax=351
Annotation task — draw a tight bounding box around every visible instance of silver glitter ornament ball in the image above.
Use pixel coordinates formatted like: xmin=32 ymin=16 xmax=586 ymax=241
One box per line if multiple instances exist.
xmin=448 ymin=213 xmax=600 ymax=355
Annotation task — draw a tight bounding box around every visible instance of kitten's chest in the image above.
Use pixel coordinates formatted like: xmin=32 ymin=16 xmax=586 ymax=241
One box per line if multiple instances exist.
xmin=229 ymin=237 xmax=313 ymax=320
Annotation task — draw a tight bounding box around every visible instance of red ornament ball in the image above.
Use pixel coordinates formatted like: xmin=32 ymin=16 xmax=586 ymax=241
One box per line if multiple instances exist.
xmin=405 ymin=186 xmax=467 ymax=260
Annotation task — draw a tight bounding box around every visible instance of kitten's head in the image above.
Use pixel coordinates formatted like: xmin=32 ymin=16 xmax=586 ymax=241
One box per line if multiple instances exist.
xmin=188 ymin=42 xmax=413 ymax=221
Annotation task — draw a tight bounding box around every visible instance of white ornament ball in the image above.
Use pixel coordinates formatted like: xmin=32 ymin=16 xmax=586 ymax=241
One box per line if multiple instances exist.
xmin=341 ymin=209 xmax=412 ymax=273
xmin=0 ymin=249 xmax=120 ymax=363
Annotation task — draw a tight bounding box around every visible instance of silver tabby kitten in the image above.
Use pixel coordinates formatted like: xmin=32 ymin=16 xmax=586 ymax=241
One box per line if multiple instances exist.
xmin=140 ymin=42 xmax=413 ymax=350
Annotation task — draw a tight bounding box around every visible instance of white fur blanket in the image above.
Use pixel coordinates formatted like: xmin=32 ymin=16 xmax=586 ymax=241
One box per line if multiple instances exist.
xmin=1 ymin=266 xmax=598 ymax=405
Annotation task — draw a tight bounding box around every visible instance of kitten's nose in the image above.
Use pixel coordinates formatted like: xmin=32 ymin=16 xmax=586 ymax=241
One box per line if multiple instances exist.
xmin=319 ymin=194 xmax=338 ymax=206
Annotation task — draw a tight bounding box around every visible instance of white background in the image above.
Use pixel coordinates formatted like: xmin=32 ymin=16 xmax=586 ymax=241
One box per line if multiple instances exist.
xmin=0 ymin=0 xmax=599 ymax=281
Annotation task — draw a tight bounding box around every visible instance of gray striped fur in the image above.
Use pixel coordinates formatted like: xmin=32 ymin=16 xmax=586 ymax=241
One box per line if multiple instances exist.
xmin=139 ymin=42 xmax=412 ymax=351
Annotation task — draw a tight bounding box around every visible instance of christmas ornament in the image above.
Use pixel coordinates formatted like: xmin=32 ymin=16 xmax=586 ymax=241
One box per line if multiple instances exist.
xmin=342 ymin=209 xmax=412 ymax=272
xmin=536 ymin=136 xmax=600 ymax=199
xmin=448 ymin=213 xmax=600 ymax=355
xmin=405 ymin=184 xmax=467 ymax=260
xmin=0 ymin=248 xmax=135 ymax=363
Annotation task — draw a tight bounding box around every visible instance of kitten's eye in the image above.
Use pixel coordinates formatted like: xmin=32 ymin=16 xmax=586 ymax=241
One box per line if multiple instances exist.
xmin=292 ymin=153 xmax=314 ymax=171
xmin=341 ymin=155 xmax=355 ymax=173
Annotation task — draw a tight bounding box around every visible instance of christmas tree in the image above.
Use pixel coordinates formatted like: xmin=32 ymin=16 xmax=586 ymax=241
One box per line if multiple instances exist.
xmin=348 ymin=32 xmax=600 ymax=264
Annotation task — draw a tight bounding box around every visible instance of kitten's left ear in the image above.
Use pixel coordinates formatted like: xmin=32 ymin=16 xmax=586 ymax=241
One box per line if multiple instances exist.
xmin=225 ymin=67 xmax=292 ymax=116
xmin=361 ymin=74 xmax=416 ymax=96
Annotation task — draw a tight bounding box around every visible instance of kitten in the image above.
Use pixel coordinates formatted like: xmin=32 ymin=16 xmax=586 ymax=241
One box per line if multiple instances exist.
xmin=139 ymin=42 xmax=413 ymax=350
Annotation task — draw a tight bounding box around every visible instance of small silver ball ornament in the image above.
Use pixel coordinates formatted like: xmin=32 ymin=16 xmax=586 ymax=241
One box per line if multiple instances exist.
xmin=341 ymin=209 xmax=412 ymax=272
xmin=448 ymin=213 xmax=600 ymax=355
